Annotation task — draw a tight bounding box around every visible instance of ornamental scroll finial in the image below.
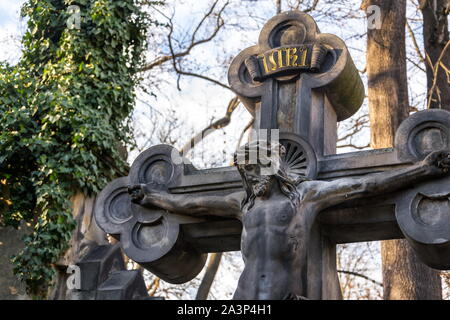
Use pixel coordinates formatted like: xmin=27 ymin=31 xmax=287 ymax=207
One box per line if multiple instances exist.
xmin=228 ymin=10 xmax=365 ymax=124
xmin=311 ymin=42 xmax=327 ymax=71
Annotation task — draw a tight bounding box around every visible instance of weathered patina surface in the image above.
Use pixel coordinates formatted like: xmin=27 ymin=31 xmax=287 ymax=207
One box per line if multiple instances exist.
xmin=128 ymin=142 xmax=450 ymax=300
xmin=92 ymin=11 xmax=450 ymax=300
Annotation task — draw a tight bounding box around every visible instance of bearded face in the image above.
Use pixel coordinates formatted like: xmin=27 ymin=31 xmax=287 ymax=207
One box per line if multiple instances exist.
xmin=253 ymin=175 xmax=272 ymax=197
xmin=240 ymin=163 xmax=274 ymax=198
xmin=234 ymin=141 xmax=286 ymax=202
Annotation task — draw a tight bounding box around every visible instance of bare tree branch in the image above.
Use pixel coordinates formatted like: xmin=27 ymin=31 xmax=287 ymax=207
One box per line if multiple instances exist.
xmin=181 ymin=97 xmax=240 ymax=153
xmin=338 ymin=270 xmax=383 ymax=287
xmin=304 ymin=0 xmax=320 ymax=12
xmin=427 ymin=40 xmax=450 ymax=109
xmin=171 ymin=65 xmax=232 ymax=90
xmin=147 ymin=277 xmax=160 ymax=296
xmin=276 ymin=0 xmax=282 ymax=13
xmin=164 ymin=2 xmax=231 ymax=90
xmin=406 ymin=19 xmax=426 ymax=64
xmin=286 ymin=0 xmax=320 ymax=12
xmin=407 ymin=56 xmax=427 ymax=73
xmin=236 ymin=119 xmax=254 ymax=150
xmin=141 ymin=0 xmax=229 ymax=73
xmin=440 ymin=60 xmax=450 ymax=83
xmin=196 ymin=253 xmax=223 ymax=300
xmin=337 ymin=143 xmax=371 ymax=150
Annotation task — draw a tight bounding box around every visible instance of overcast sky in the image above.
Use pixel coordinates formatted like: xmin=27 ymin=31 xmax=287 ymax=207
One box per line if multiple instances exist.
xmin=0 ymin=0 xmax=26 ymax=63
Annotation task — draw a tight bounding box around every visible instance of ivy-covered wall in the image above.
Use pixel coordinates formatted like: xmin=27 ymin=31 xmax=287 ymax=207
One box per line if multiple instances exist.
xmin=0 ymin=0 xmax=154 ymax=298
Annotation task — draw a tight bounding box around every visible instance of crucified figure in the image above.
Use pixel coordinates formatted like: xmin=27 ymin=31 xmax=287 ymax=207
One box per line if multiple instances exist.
xmin=128 ymin=142 xmax=450 ymax=300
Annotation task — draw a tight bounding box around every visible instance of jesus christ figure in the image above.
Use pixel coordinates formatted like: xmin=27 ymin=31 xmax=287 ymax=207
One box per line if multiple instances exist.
xmin=129 ymin=141 xmax=450 ymax=300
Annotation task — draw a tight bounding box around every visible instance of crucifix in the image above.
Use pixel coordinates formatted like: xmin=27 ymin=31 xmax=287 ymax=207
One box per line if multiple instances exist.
xmin=94 ymin=11 xmax=450 ymax=300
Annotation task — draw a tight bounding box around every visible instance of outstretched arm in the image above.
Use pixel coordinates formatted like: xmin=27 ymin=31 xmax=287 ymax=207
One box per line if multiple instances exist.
xmin=128 ymin=184 xmax=243 ymax=219
xmin=308 ymin=149 xmax=450 ymax=209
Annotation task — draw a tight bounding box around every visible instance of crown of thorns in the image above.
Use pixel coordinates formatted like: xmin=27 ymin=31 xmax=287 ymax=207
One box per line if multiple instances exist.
xmin=233 ymin=140 xmax=286 ymax=166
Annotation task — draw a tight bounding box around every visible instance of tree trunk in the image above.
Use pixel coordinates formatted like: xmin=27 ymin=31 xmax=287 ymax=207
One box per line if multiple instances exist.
xmin=276 ymin=0 xmax=282 ymax=14
xmin=48 ymin=193 xmax=109 ymax=300
xmin=382 ymin=239 xmax=442 ymax=299
xmin=363 ymin=0 xmax=442 ymax=300
xmin=196 ymin=253 xmax=223 ymax=300
xmin=420 ymin=0 xmax=450 ymax=111
xmin=363 ymin=0 xmax=410 ymax=146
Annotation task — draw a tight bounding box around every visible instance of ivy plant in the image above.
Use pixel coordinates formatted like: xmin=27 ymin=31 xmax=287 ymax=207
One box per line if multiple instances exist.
xmin=0 ymin=0 xmax=156 ymax=297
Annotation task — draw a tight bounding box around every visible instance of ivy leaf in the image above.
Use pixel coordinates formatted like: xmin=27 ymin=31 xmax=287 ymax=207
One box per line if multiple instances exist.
xmin=1 ymin=0 xmax=152 ymax=298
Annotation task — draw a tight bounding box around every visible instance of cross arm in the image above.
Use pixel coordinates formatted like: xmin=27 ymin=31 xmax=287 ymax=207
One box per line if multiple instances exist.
xmin=129 ymin=184 xmax=243 ymax=220
xmin=308 ymin=149 xmax=450 ymax=209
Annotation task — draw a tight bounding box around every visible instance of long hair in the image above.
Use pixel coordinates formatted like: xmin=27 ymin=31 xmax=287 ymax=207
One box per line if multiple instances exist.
xmin=233 ymin=141 xmax=307 ymax=212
